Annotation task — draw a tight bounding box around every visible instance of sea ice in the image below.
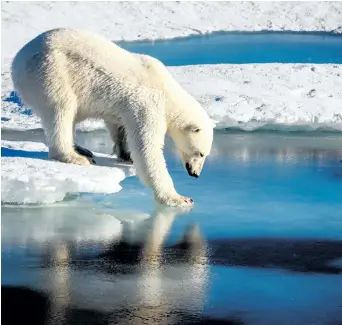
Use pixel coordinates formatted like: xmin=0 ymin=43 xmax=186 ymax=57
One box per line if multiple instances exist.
xmin=1 ymin=141 xmax=135 ymax=204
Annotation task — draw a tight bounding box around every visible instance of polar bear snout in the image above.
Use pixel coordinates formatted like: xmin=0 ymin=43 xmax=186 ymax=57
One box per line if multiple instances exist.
xmin=178 ymin=149 xmax=206 ymax=178
xmin=185 ymin=162 xmax=199 ymax=178
xmin=185 ymin=160 xmax=203 ymax=178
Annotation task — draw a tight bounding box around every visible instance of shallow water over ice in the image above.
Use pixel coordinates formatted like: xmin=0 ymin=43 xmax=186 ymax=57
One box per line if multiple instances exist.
xmin=2 ymin=130 xmax=342 ymax=325
xmin=118 ymin=31 xmax=342 ymax=65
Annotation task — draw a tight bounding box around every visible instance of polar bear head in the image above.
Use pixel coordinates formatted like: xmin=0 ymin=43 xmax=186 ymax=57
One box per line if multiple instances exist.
xmin=170 ymin=119 xmax=214 ymax=178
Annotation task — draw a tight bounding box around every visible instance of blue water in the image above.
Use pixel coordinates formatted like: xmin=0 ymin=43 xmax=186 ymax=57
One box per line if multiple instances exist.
xmin=118 ymin=32 xmax=342 ymax=65
xmin=112 ymin=133 xmax=342 ymax=241
xmin=2 ymin=130 xmax=342 ymax=325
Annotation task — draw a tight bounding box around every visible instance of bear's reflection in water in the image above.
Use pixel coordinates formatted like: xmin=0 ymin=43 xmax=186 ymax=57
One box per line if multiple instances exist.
xmin=20 ymin=205 xmax=216 ymax=325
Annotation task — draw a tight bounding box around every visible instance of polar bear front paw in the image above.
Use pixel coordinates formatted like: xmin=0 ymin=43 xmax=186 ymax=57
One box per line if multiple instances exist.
xmin=156 ymin=193 xmax=194 ymax=207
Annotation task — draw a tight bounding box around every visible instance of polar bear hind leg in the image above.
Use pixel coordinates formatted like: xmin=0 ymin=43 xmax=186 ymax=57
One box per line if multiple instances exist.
xmin=41 ymin=106 xmax=93 ymax=166
xmin=105 ymin=121 xmax=132 ymax=163
xmin=19 ymin=52 xmax=94 ymax=166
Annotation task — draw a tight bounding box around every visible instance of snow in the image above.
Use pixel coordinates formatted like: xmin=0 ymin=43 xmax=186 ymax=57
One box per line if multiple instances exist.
xmin=2 ymin=2 xmax=342 ymax=131
xmin=172 ymin=63 xmax=342 ymax=130
xmin=2 ymin=64 xmax=342 ymax=131
xmin=1 ymin=140 xmax=135 ymax=204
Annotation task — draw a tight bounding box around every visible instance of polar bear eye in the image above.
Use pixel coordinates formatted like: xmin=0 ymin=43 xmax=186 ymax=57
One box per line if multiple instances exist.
xmin=199 ymin=152 xmax=204 ymax=157
xmin=185 ymin=125 xmax=201 ymax=133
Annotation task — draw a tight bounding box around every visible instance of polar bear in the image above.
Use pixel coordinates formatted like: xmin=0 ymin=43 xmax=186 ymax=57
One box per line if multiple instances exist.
xmin=11 ymin=28 xmax=214 ymax=207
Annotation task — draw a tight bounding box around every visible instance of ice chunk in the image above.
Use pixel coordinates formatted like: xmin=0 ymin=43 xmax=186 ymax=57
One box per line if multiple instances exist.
xmin=1 ymin=140 xmax=135 ymax=204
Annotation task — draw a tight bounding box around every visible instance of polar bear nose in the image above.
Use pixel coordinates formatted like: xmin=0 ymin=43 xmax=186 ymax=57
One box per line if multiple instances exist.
xmin=186 ymin=162 xmax=199 ymax=178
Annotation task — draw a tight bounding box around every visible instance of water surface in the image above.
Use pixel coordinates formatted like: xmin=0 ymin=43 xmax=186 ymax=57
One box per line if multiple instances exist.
xmin=118 ymin=32 xmax=342 ymax=65
xmin=2 ymin=130 xmax=342 ymax=325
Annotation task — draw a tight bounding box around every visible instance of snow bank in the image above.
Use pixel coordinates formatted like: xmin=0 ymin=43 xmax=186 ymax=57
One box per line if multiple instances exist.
xmin=2 ymin=2 xmax=341 ymax=67
xmin=172 ymin=63 xmax=342 ymax=130
xmin=3 ymin=64 xmax=342 ymax=131
xmin=1 ymin=141 xmax=135 ymax=204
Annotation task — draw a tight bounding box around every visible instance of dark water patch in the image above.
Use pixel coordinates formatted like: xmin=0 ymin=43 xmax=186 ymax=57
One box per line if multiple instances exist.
xmin=117 ymin=31 xmax=342 ymax=65
xmin=2 ymin=286 xmax=50 ymax=325
xmin=83 ymin=236 xmax=342 ymax=275
xmin=207 ymin=238 xmax=342 ymax=274
xmin=1 ymin=286 xmax=244 ymax=325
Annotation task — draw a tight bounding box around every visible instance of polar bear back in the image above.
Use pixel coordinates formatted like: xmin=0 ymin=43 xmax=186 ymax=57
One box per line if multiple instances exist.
xmin=14 ymin=28 xmax=138 ymax=75
xmin=12 ymin=28 xmax=173 ymax=110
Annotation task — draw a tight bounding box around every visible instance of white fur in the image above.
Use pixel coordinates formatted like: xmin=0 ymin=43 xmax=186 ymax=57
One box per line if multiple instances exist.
xmin=11 ymin=28 xmax=214 ymax=207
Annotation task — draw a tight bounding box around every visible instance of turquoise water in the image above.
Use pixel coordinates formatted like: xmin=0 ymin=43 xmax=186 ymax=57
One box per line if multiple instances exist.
xmin=118 ymin=32 xmax=342 ymax=65
xmin=2 ymin=130 xmax=342 ymax=325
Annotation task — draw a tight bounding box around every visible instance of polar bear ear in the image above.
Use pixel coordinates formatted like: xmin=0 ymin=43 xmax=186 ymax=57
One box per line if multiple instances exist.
xmin=185 ymin=124 xmax=201 ymax=133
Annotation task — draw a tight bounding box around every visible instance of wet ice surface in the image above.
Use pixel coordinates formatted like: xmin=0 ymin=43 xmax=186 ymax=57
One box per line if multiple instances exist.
xmin=2 ymin=130 xmax=342 ymax=325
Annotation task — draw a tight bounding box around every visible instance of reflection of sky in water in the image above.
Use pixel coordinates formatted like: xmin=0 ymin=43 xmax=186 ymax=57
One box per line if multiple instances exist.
xmin=2 ymin=130 xmax=342 ymax=325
